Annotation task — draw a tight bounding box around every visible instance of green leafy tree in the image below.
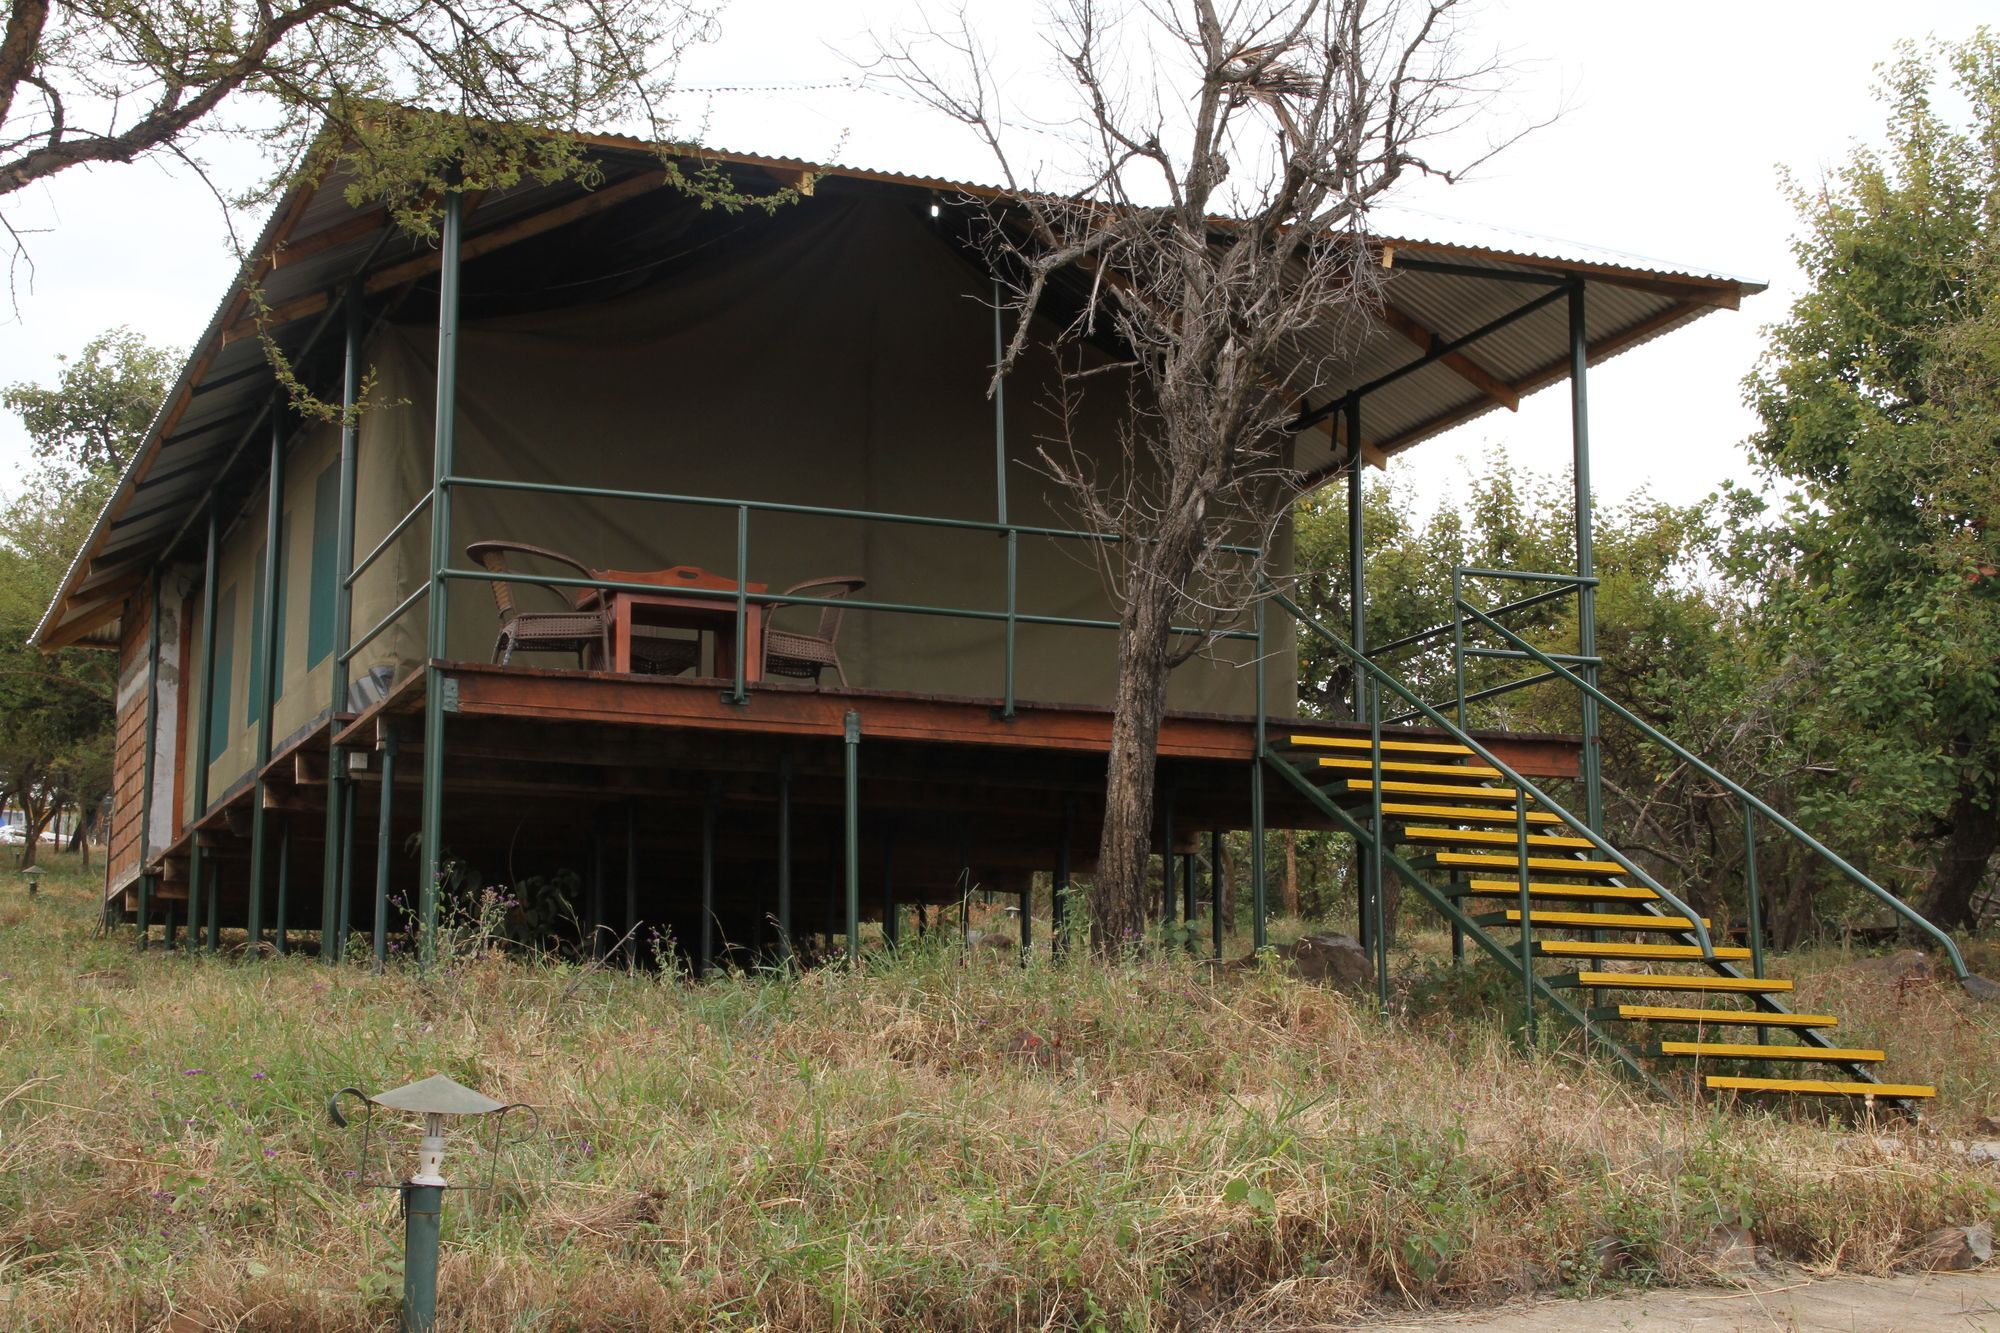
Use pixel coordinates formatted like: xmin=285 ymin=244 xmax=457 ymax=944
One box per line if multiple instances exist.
xmin=1744 ymin=30 xmax=2000 ymax=931
xmin=0 ymin=329 xmax=173 ymax=866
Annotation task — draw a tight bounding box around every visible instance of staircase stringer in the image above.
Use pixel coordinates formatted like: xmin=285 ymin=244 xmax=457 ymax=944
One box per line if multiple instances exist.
xmin=1553 ymin=851 xmax=1895 ymax=1094
xmin=1264 ymin=752 xmax=1666 ymax=1095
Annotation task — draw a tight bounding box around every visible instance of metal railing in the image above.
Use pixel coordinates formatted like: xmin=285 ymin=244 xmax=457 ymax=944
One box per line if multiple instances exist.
xmin=1453 ymin=595 xmax=1971 ymax=983
xmin=1265 ymin=585 xmax=1720 ymax=1045
xmin=1365 ymin=569 xmax=1596 ymax=728
xmin=340 ymin=473 xmax=1264 ymax=716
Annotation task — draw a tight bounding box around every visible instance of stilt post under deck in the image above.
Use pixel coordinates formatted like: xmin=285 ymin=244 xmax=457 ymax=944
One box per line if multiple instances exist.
xmin=699 ymin=785 xmax=717 ymax=977
xmin=323 ymin=286 xmax=365 ymax=963
xmin=882 ymin=828 xmax=899 ymax=949
xmin=1209 ymin=828 xmax=1223 ymax=959
xmin=1052 ymin=801 xmax=1071 ymax=962
xmin=842 ymin=711 xmax=861 ymax=966
xmin=373 ymin=727 xmax=397 ymax=970
xmin=418 ymin=186 xmax=463 ymax=969
xmin=624 ymin=801 xmax=638 ymax=971
xmin=274 ymin=819 xmax=290 ymax=954
xmin=777 ymin=757 xmax=793 ymax=963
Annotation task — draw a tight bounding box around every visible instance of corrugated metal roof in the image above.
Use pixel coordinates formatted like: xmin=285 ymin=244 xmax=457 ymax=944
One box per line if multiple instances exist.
xmin=33 ymin=134 xmax=1764 ymax=650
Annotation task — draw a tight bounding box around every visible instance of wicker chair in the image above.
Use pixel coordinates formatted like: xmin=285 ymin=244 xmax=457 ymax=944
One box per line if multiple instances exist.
xmin=465 ymin=540 xmax=699 ymax=675
xmin=763 ymin=576 xmax=866 ymax=686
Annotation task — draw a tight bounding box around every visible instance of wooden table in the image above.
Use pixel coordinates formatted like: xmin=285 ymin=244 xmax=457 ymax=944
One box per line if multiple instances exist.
xmin=583 ymin=565 xmax=768 ymax=678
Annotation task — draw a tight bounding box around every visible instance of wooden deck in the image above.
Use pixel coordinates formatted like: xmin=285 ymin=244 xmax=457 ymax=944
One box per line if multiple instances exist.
xmin=129 ymin=661 xmax=1581 ymax=956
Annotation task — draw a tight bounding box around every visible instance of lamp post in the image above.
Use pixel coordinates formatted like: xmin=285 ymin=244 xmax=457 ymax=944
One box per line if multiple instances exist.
xmin=328 ymin=1074 xmax=531 ymax=1332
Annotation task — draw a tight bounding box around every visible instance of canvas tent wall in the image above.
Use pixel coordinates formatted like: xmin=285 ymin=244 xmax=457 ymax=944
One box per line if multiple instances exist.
xmin=183 ymin=191 xmax=1299 ymax=805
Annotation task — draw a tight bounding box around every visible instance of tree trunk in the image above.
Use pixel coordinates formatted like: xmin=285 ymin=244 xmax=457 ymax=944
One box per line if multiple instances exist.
xmin=1092 ymin=573 xmax=1181 ymax=952
xmin=1917 ymin=771 xmax=1999 ymax=932
xmin=1281 ymin=829 xmax=1299 ymax=917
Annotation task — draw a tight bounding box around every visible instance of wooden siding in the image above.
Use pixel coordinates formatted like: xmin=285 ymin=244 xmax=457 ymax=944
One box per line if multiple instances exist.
xmin=106 ymin=587 xmax=152 ymax=893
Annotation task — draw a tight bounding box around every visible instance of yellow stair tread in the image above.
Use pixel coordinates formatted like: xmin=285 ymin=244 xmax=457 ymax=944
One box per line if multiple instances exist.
xmin=1491 ymin=909 xmax=1707 ymax=930
xmin=1660 ymin=1041 xmax=1884 ymax=1061
xmin=1610 ymin=1005 xmax=1834 ymax=1027
xmin=1706 ymin=1075 xmax=1934 ymax=1098
xmin=1438 ymin=852 xmax=1626 ymax=875
xmin=1288 ymin=734 xmax=1474 ymax=756
xmin=1403 ymin=826 xmax=1595 ymax=849
xmin=1538 ymin=940 xmax=1751 ymax=961
xmin=1346 ymin=780 xmax=1521 ymax=801
xmin=1572 ymin=972 xmax=1792 ymax=993
xmin=1319 ymin=756 xmax=1503 ymax=779
xmin=1382 ymin=802 xmax=1563 ymax=824
xmin=1466 ymin=880 xmax=1662 ymax=902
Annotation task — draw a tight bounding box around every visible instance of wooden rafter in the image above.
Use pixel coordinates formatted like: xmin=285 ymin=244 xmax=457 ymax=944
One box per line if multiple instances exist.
xmin=220 ymin=172 xmax=661 ymax=346
xmin=1374 ymin=300 xmax=1520 ymax=411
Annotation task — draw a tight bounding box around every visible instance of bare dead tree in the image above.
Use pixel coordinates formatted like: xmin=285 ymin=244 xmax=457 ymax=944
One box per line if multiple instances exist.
xmin=873 ymin=0 xmax=1517 ymax=951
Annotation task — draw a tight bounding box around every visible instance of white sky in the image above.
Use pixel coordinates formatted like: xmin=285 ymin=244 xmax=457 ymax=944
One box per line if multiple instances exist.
xmin=0 ymin=0 xmax=1991 ymax=513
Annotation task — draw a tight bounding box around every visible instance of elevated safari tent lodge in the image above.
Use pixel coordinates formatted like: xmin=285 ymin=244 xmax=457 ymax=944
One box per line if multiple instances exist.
xmin=45 ymin=132 xmax=1965 ymax=1102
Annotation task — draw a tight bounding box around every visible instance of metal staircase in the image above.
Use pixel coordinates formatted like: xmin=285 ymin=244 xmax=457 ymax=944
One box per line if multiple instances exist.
xmin=1256 ymin=574 xmax=1974 ymax=1110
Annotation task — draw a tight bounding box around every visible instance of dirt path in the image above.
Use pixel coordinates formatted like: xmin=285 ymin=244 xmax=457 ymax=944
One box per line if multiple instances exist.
xmin=1368 ymin=1269 xmax=1998 ymax=1330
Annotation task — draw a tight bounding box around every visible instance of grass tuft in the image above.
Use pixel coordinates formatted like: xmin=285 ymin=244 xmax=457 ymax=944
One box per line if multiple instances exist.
xmin=0 ymin=862 xmax=1993 ymax=1329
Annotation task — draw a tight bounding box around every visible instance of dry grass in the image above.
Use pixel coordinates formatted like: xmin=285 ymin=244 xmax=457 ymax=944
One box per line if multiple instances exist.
xmin=0 ymin=862 xmax=1994 ymax=1331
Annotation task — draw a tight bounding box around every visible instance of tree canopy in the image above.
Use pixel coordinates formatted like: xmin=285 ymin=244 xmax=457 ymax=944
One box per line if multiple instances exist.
xmin=0 ymin=326 xmax=174 ymax=865
xmin=1743 ymin=29 xmax=2000 ymax=929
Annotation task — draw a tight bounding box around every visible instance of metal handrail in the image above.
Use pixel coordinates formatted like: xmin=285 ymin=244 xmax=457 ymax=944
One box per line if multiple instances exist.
xmin=1364 ymin=573 xmax=1596 ymax=661
xmin=440 ymin=567 xmax=1259 ymax=642
xmin=1267 ymin=587 xmax=1718 ymax=960
xmin=1456 ymin=598 xmax=1972 ymax=982
xmin=444 ymin=474 xmax=1262 ymax=555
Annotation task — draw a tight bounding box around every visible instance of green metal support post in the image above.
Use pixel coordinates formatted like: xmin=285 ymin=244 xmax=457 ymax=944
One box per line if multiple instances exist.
xmin=136 ymin=877 xmax=151 ymax=949
xmin=1569 ymin=282 xmax=1603 ymax=836
xmin=1346 ymin=394 xmax=1373 ymax=954
xmin=1161 ymin=789 xmax=1175 ymax=932
xmin=373 ymin=728 xmax=397 ymax=970
xmin=274 ymin=820 xmax=290 ymax=954
xmin=777 ymin=757 xmax=792 ymax=964
xmin=246 ymin=405 xmax=286 ymax=951
xmin=1209 ymin=828 xmax=1223 ymax=959
xmin=624 ymin=802 xmax=638 ymax=971
xmin=205 ymin=859 xmax=219 ymax=952
xmin=189 ymin=500 xmax=222 ymax=954
xmin=882 ymin=830 xmax=899 ymax=949
xmin=323 ymin=286 xmax=364 ymax=963
xmin=162 ymin=901 xmax=176 ymax=951
xmin=1516 ymin=793 xmax=1535 ymax=1046
xmin=699 ymin=787 xmax=716 ymax=977
xmin=1052 ymin=802 xmax=1071 ymax=963
xmin=1368 ymin=673 xmax=1389 ymax=1017
xmin=843 ymin=711 xmax=861 ymax=965
xmin=337 ymin=783 xmax=355 ymax=957
xmin=588 ymin=820 xmax=604 ymax=962
xmin=418 ymin=187 xmax=463 ymax=968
